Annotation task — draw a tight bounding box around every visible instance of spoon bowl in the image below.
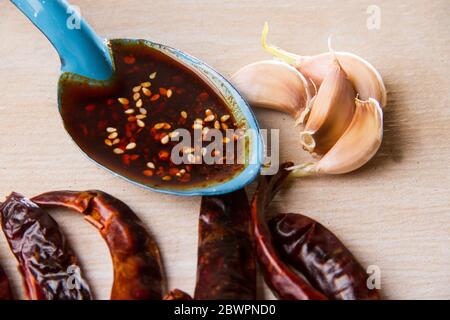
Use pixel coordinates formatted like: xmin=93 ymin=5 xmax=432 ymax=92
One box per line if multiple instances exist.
xmin=12 ymin=0 xmax=263 ymax=196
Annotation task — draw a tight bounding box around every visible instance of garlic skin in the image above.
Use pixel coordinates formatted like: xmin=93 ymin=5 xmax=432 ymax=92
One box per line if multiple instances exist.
xmin=262 ymin=23 xmax=387 ymax=108
xmin=297 ymin=52 xmax=387 ymax=108
xmin=290 ymin=98 xmax=383 ymax=175
xmin=300 ymin=57 xmax=356 ymax=155
xmin=231 ymin=60 xmax=312 ymax=119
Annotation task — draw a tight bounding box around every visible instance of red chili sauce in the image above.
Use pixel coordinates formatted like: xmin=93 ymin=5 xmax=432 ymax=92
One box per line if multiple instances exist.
xmin=59 ymin=40 xmax=244 ymax=189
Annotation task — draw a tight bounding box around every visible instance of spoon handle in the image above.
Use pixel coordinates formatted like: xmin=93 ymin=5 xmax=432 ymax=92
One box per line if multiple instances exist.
xmin=11 ymin=0 xmax=113 ymax=80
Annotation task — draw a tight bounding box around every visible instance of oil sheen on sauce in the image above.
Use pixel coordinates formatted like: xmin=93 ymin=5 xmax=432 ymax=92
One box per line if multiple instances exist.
xmin=59 ymin=40 xmax=244 ymax=189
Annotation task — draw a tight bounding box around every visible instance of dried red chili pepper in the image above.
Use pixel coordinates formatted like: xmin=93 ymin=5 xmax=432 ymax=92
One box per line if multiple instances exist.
xmin=32 ymin=190 xmax=164 ymax=300
xmin=0 ymin=263 xmax=13 ymax=300
xmin=194 ymin=189 xmax=256 ymax=300
xmin=0 ymin=193 xmax=92 ymax=300
xmin=251 ymin=163 xmax=327 ymax=300
xmin=269 ymin=213 xmax=380 ymax=300
xmin=163 ymin=289 xmax=192 ymax=300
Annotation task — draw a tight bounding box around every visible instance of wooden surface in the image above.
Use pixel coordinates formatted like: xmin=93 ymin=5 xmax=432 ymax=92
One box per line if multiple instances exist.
xmin=0 ymin=0 xmax=449 ymax=300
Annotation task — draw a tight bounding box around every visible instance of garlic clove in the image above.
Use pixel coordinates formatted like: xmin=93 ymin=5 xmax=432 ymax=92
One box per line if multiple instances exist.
xmin=231 ymin=60 xmax=312 ymax=119
xmin=290 ymin=98 xmax=383 ymax=176
xmin=261 ymin=23 xmax=387 ymax=108
xmin=300 ymin=57 xmax=356 ymax=155
xmin=316 ymin=98 xmax=383 ymax=174
xmin=299 ymin=52 xmax=387 ymax=108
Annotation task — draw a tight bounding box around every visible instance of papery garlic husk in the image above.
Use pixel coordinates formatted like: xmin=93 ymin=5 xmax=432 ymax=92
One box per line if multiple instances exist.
xmin=262 ymin=23 xmax=387 ymax=108
xmin=289 ymin=98 xmax=383 ymax=176
xmin=231 ymin=60 xmax=313 ymax=119
xmin=300 ymin=57 xmax=356 ymax=155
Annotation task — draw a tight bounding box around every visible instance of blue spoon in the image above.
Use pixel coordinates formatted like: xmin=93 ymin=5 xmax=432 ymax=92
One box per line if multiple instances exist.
xmin=11 ymin=0 xmax=263 ymax=196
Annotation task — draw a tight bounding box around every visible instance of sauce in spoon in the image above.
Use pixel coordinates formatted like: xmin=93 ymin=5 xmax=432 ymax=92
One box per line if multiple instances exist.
xmin=59 ymin=40 xmax=245 ymax=189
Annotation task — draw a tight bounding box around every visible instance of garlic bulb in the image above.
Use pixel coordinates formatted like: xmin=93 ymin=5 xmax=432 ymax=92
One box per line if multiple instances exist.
xmin=231 ymin=60 xmax=312 ymax=119
xmin=231 ymin=23 xmax=386 ymax=175
xmin=300 ymin=56 xmax=356 ymax=155
xmin=261 ymin=22 xmax=387 ymax=108
xmin=289 ymin=98 xmax=383 ymax=175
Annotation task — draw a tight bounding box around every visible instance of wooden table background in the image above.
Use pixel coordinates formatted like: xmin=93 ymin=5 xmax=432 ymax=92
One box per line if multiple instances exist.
xmin=0 ymin=0 xmax=449 ymax=300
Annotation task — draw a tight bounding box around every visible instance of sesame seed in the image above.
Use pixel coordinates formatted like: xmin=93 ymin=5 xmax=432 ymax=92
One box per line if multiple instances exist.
xmin=108 ymin=132 xmax=118 ymax=139
xmin=205 ymin=109 xmax=213 ymax=116
xmin=136 ymin=114 xmax=146 ymax=120
xmin=125 ymin=108 xmax=135 ymax=114
xmin=143 ymin=170 xmax=154 ymax=177
xmin=163 ymin=123 xmax=171 ymax=130
xmin=149 ymin=72 xmax=157 ymax=79
xmin=112 ymin=138 xmax=120 ymax=145
xmin=146 ymin=162 xmax=155 ymax=169
xmin=193 ymin=123 xmax=203 ymax=130
xmin=220 ymin=115 xmax=231 ymax=122
xmin=154 ymin=123 xmax=165 ymax=130
xmin=162 ymin=175 xmax=172 ymax=181
xmin=142 ymin=88 xmax=151 ymax=96
xmin=214 ymin=121 xmax=221 ymax=129
xmin=161 ymin=135 xmax=170 ymax=144
xmin=106 ymin=127 xmax=117 ymax=133
xmin=118 ymin=98 xmax=129 ymax=105
xmin=221 ymin=123 xmax=229 ymax=130
xmin=136 ymin=99 xmax=143 ymax=108
xmin=183 ymin=147 xmax=194 ymax=154
xmin=180 ymin=111 xmax=188 ymax=119
xmin=133 ymin=86 xmax=142 ymax=93
xmin=150 ymin=94 xmax=160 ymax=102
xmin=166 ymin=89 xmax=173 ymax=98
xmin=133 ymin=93 xmax=140 ymax=101
xmin=137 ymin=119 xmax=145 ymax=128
xmin=104 ymin=139 xmax=113 ymax=147
xmin=139 ymin=108 xmax=147 ymax=115
xmin=113 ymin=148 xmax=124 ymax=155
xmin=204 ymin=115 xmax=215 ymax=122
xmin=169 ymin=131 xmax=180 ymax=139
xmin=187 ymin=153 xmax=195 ymax=163
xmin=126 ymin=142 xmax=136 ymax=150
xmin=141 ymin=82 xmax=151 ymax=88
